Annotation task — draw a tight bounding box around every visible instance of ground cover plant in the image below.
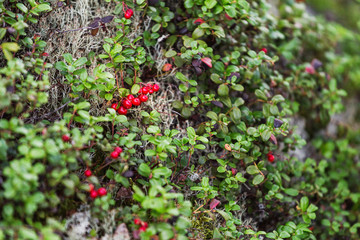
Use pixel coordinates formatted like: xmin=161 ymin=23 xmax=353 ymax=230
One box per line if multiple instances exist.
xmin=0 ymin=0 xmax=359 ymax=239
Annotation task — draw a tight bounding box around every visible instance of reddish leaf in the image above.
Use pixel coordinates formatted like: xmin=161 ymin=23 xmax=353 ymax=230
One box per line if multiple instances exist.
xmin=270 ymin=134 xmax=277 ymax=145
xmin=210 ymin=198 xmax=221 ymax=210
xmin=201 ymin=57 xmax=212 ymax=68
xmin=305 ymin=65 xmax=315 ymax=74
xmin=194 ymin=18 xmax=205 ymax=25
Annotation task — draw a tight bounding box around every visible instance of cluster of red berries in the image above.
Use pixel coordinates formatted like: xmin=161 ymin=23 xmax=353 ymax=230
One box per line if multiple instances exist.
xmin=84 ymin=170 xmax=107 ymax=199
xmin=110 ymin=146 xmax=123 ymax=159
xmin=111 ymin=83 xmax=160 ymax=115
xmin=134 ymin=218 xmax=148 ymax=232
xmin=267 ymin=152 xmax=275 ymax=163
xmin=89 ymin=184 xmax=107 ymax=199
xmin=124 ymin=9 xmax=133 ymax=19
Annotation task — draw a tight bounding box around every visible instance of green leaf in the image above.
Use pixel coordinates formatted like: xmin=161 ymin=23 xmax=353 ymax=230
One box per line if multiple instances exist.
xmin=187 ymin=127 xmax=196 ymax=139
xmin=75 ymin=102 xmax=90 ymax=110
xmin=272 ymin=94 xmax=285 ymax=104
xmin=152 ymin=167 xmax=172 ymax=178
xmin=63 ymin=53 xmax=73 ymax=64
xmin=231 ymin=84 xmax=244 ymax=92
xmin=105 ymin=93 xmax=113 ymax=100
xmin=2 ymin=42 xmax=20 ymax=52
xmin=30 ymin=148 xmax=46 ymax=159
xmin=16 ymin=3 xmax=28 ymax=13
xmin=300 ymin=196 xmax=309 ymax=212
xmin=145 ymin=149 xmax=156 ymax=156
xmin=246 ymin=165 xmax=259 ymax=175
xmin=138 ymin=163 xmax=151 ymax=177
xmin=284 ymin=188 xmax=299 ymax=196
xmin=205 ymin=0 xmax=217 ymax=9
xmin=152 ymin=23 xmax=161 ymax=32
xmin=252 ymin=174 xmax=264 ymax=185
xmin=261 ymin=129 xmax=271 ymax=141
xmin=307 ymin=204 xmax=318 ymax=213
xmin=192 ymin=28 xmax=205 ymax=39
xmin=218 ymin=84 xmax=229 ymax=96
xmin=175 ymin=72 xmax=188 ymax=82
xmin=165 ymin=50 xmax=177 ymax=57
xmin=255 ymin=89 xmax=268 ymax=101
xmin=230 ymin=107 xmax=241 ymax=124
xmin=279 ymin=231 xmax=291 ymax=238
xmin=73 ymin=57 xmax=87 ymax=68
xmin=147 ymin=125 xmax=160 ymax=134
xmin=206 ymin=111 xmax=218 ymax=121
xmin=131 ymin=84 xmax=141 ymax=94
xmin=34 ymin=3 xmax=52 ymax=12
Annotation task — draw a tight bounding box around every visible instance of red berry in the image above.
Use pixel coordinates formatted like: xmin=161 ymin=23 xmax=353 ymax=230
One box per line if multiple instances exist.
xmin=140 ymin=222 xmax=148 ymax=228
xmin=124 ymin=9 xmax=133 ymax=19
xmin=62 ymin=134 xmax=70 ymax=142
xmin=127 ymin=9 xmax=133 ymax=17
xmin=90 ymin=190 xmax=98 ymax=199
xmin=114 ymin=147 xmax=123 ymax=154
xmin=148 ymin=89 xmax=154 ymax=94
xmin=134 ymin=218 xmax=141 ymax=225
xmin=122 ymin=99 xmax=132 ymax=109
xmin=267 ymin=153 xmax=275 ymax=163
xmin=141 ymin=87 xmax=149 ymax=94
xmin=88 ymin=184 xmax=95 ymax=192
xmin=117 ymin=106 xmax=127 ymax=115
xmin=111 ymin=103 xmax=118 ymax=110
xmin=132 ymin=98 xmax=141 ymax=106
xmin=97 ymin=187 xmax=107 ymax=196
xmin=127 ymin=94 xmax=135 ymax=101
xmin=260 ymin=48 xmax=268 ymax=54
xmin=139 ymin=94 xmax=148 ymax=102
xmin=85 ymin=169 xmax=92 ymax=177
xmin=152 ymin=84 xmax=160 ymax=92
xmin=110 ymin=151 xmax=119 ymax=159
xmin=139 ymin=226 xmax=147 ymax=232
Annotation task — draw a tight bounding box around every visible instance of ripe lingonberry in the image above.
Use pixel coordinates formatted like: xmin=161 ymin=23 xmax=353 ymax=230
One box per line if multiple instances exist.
xmin=88 ymin=184 xmax=95 ymax=192
xmin=132 ymin=98 xmax=141 ymax=106
xmin=127 ymin=94 xmax=135 ymax=101
xmin=122 ymin=99 xmax=132 ymax=109
xmin=260 ymin=48 xmax=268 ymax=54
xmin=139 ymin=226 xmax=147 ymax=232
xmin=98 ymin=187 xmax=107 ymax=196
xmin=141 ymin=87 xmax=149 ymax=94
xmin=134 ymin=218 xmax=141 ymax=225
xmin=139 ymin=94 xmax=148 ymax=102
xmin=140 ymin=222 xmax=148 ymax=228
xmin=117 ymin=106 xmax=127 ymax=115
xmin=267 ymin=153 xmax=275 ymax=163
xmin=124 ymin=9 xmax=133 ymax=19
xmin=152 ymin=84 xmax=160 ymax=92
xmin=90 ymin=190 xmax=98 ymax=199
xmin=148 ymin=89 xmax=154 ymax=94
xmin=110 ymin=151 xmax=119 ymax=159
xmin=114 ymin=147 xmax=123 ymax=154
xmin=111 ymin=103 xmax=118 ymax=110
xmin=62 ymin=134 xmax=70 ymax=142
xmin=85 ymin=169 xmax=92 ymax=177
